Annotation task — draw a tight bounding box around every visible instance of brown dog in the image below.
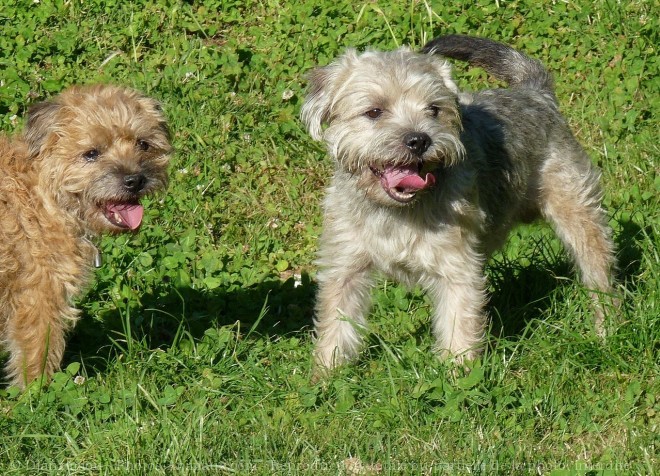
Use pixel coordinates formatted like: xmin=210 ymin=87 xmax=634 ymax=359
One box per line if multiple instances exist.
xmin=0 ymin=84 xmax=171 ymax=388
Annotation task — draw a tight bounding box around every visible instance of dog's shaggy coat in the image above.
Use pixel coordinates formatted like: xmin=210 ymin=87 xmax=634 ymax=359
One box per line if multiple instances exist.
xmin=302 ymin=35 xmax=616 ymax=372
xmin=0 ymin=85 xmax=171 ymax=388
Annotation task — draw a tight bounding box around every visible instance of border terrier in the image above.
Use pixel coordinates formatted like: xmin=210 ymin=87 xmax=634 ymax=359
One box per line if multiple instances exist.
xmin=301 ymin=35 xmax=616 ymax=372
xmin=0 ymin=84 xmax=171 ymax=388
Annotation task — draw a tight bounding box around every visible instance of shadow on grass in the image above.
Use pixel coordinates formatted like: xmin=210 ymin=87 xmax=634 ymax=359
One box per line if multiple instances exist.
xmin=63 ymin=218 xmax=645 ymax=378
xmin=488 ymin=218 xmax=644 ymax=339
xmin=613 ymin=218 xmax=645 ymax=284
xmin=65 ymin=272 xmax=317 ymax=376
xmin=487 ymin=258 xmax=573 ymax=339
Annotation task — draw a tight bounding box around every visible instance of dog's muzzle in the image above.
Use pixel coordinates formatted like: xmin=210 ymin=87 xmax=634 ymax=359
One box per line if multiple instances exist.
xmin=370 ymin=162 xmax=436 ymax=203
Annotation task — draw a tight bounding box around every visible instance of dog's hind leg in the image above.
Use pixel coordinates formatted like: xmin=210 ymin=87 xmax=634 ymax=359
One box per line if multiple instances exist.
xmin=539 ymin=145 xmax=617 ymax=333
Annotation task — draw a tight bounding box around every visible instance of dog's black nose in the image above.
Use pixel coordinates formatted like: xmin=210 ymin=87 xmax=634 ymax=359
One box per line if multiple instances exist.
xmin=123 ymin=173 xmax=147 ymax=193
xmin=403 ymin=132 xmax=432 ymax=156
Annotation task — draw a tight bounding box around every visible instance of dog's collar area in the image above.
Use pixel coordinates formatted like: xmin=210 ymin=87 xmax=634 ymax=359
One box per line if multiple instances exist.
xmin=83 ymin=236 xmax=102 ymax=268
xmin=93 ymin=247 xmax=102 ymax=268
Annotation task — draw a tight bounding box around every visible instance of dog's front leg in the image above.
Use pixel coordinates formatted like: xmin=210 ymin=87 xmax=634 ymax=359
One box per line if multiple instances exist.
xmin=3 ymin=289 xmax=74 ymax=388
xmin=426 ymin=266 xmax=488 ymax=362
xmin=313 ymin=254 xmax=375 ymax=373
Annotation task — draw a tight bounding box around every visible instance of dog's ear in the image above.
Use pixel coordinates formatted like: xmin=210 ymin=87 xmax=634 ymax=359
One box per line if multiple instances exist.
xmin=301 ymin=65 xmax=336 ymax=141
xmin=137 ymin=95 xmax=172 ymax=146
xmin=301 ymin=49 xmax=357 ymax=141
xmin=432 ymin=57 xmax=460 ymax=94
xmin=24 ymin=99 xmax=62 ymax=158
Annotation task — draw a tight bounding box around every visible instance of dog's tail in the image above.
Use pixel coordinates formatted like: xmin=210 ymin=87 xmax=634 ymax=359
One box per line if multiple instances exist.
xmin=422 ymin=35 xmax=554 ymax=93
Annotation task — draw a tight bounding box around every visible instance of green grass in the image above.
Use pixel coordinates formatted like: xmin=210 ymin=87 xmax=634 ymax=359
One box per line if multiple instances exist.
xmin=1 ymin=0 xmax=658 ymax=474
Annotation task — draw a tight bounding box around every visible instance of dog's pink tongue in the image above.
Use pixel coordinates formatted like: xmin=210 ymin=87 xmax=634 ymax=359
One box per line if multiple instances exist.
xmin=108 ymin=203 xmax=144 ymax=230
xmin=381 ymin=165 xmax=436 ymax=192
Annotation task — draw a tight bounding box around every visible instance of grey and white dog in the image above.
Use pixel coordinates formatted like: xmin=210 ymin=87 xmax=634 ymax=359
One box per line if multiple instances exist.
xmin=301 ymin=35 xmax=616 ymax=373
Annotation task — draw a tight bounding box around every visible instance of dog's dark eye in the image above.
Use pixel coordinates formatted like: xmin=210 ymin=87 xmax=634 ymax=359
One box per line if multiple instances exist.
xmin=83 ymin=149 xmax=100 ymax=161
xmin=427 ymin=105 xmax=441 ymax=118
xmin=137 ymin=140 xmax=150 ymax=151
xmin=365 ymin=108 xmax=383 ymax=119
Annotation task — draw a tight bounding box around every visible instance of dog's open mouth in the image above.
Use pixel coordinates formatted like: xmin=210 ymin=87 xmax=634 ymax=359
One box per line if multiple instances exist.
xmin=370 ymin=163 xmax=436 ymax=203
xmin=102 ymin=202 xmax=144 ymax=230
